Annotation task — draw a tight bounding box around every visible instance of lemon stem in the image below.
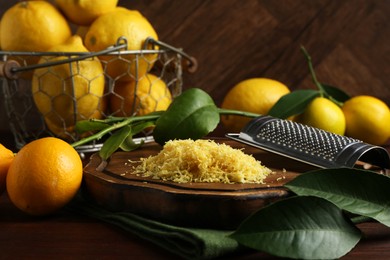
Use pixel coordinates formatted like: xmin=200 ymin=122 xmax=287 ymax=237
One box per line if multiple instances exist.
xmin=301 ymin=46 xmax=326 ymax=95
xmin=351 ymin=215 xmax=372 ymax=225
xmin=301 ymin=46 xmax=344 ymax=107
xmin=217 ymin=108 xmax=261 ymax=118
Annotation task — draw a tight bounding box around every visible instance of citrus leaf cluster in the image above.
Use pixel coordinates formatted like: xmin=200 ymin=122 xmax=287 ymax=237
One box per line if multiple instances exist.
xmin=269 ymin=47 xmax=350 ymax=119
xmin=73 ymin=88 xmax=257 ymax=161
xmin=231 ymin=196 xmax=361 ymax=259
xmin=231 ymin=168 xmax=390 ymax=259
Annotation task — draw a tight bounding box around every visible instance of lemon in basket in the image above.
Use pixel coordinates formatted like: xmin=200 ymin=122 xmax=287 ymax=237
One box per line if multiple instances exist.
xmin=55 ymin=0 xmax=119 ymax=26
xmin=32 ymin=35 xmax=105 ymax=140
xmin=0 ymin=1 xmax=72 ymax=78
xmin=85 ymin=8 xmax=159 ymax=82
xmin=110 ymin=73 xmax=172 ymax=116
xmin=44 ymin=97 xmax=107 ymax=142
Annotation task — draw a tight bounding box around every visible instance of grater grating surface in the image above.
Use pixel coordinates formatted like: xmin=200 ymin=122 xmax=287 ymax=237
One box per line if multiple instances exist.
xmin=227 ymin=116 xmax=390 ymax=169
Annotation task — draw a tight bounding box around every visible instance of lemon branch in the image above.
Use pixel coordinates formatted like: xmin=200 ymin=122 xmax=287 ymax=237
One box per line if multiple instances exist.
xmin=217 ymin=108 xmax=260 ymax=118
xmin=71 ymin=114 xmax=161 ymax=148
xmin=301 ymin=46 xmax=344 ymax=107
xmin=301 ymin=46 xmax=325 ymax=94
xmin=71 ymin=108 xmax=260 ymax=149
xmin=71 ymin=88 xmax=266 ymax=160
xmin=351 ymin=215 xmax=372 ymax=225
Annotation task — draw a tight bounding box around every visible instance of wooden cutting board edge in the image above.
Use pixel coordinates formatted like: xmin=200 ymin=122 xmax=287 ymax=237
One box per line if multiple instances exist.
xmin=81 ymin=139 xmax=310 ymax=229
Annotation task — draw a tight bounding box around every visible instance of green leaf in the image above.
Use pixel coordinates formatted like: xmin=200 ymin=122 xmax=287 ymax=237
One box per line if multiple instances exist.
xmin=230 ymin=196 xmax=361 ymax=259
xmin=268 ymin=89 xmax=319 ymax=119
xmin=75 ymin=120 xmax=109 ymax=133
xmin=322 ymin=84 xmax=350 ymax=103
xmin=119 ymin=121 xmax=155 ymax=152
xmin=153 ymin=88 xmax=220 ymax=145
xmin=285 ymin=168 xmax=390 ymax=227
xmin=99 ymin=125 xmax=132 ymax=161
xmin=120 ymin=136 xmax=144 ymax=152
xmin=131 ymin=121 xmax=156 ymax=136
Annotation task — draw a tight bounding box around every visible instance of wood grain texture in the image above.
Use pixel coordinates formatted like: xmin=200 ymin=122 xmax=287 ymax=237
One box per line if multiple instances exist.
xmin=0 ymin=0 xmax=389 ymax=141
xmin=117 ymin=0 xmax=389 ymax=107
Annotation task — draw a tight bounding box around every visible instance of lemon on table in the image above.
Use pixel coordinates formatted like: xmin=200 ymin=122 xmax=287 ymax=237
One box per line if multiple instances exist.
xmin=221 ymin=78 xmax=290 ymax=132
xmin=295 ymin=97 xmax=346 ymax=135
xmin=32 ymin=35 xmax=105 ymax=140
xmin=55 ymin=0 xmax=119 ymax=26
xmin=110 ymin=73 xmax=172 ymax=116
xmin=0 ymin=144 xmax=14 ymax=195
xmin=6 ymin=137 xmax=83 ymax=216
xmin=85 ymin=8 xmax=159 ymax=82
xmin=342 ymin=95 xmax=390 ymax=145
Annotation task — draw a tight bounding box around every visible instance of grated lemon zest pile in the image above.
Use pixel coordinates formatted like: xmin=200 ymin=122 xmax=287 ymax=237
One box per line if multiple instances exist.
xmin=131 ymin=139 xmax=273 ymax=184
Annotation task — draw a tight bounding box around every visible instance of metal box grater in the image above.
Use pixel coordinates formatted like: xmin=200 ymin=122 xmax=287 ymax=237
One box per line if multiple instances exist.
xmin=227 ymin=116 xmax=390 ymax=169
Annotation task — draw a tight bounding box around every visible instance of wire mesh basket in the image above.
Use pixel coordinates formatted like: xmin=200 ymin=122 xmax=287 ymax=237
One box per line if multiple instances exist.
xmin=0 ymin=37 xmax=197 ymax=153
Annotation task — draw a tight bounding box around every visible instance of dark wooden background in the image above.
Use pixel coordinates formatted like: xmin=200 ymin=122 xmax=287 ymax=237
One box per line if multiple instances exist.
xmin=117 ymin=0 xmax=390 ymax=105
xmin=0 ymin=0 xmax=389 ymax=146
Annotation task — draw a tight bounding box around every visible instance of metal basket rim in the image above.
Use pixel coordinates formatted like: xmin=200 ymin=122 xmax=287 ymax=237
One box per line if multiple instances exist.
xmin=0 ymin=49 xmax=168 ymax=57
xmin=0 ymin=37 xmax=197 ymax=76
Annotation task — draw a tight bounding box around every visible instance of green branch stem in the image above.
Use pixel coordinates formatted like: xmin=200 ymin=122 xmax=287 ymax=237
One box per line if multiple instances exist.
xmin=71 ymin=114 xmax=161 ymax=148
xmin=217 ymin=108 xmax=260 ymax=118
xmin=71 ymin=108 xmax=261 ymax=149
xmin=351 ymin=215 xmax=372 ymax=225
xmin=301 ymin=46 xmax=325 ymax=94
xmin=301 ymin=46 xmax=344 ymax=107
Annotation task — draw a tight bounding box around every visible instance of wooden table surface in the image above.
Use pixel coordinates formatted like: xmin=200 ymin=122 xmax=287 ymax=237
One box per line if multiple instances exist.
xmin=1 ymin=136 xmax=390 ymax=259
xmin=1 ymin=193 xmax=390 ymax=259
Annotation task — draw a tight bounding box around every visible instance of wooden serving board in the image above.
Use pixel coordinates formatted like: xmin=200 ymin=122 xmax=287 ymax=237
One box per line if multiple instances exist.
xmin=82 ymin=138 xmax=318 ymax=229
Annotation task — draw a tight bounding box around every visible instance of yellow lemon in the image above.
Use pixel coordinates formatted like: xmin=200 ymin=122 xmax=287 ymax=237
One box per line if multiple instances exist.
xmin=0 ymin=144 xmax=14 ymax=195
xmin=110 ymin=73 xmax=172 ymax=116
xmin=32 ymin=35 xmax=105 ymax=140
xmin=221 ymin=78 xmax=290 ymax=132
xmin=0 ymin=1 xmax=71 ymax=52
xmin=55 ymin=0 xmax=119 ymax=26
xmin=6 ymin=137 xmax=83 ymax=216
xmin=295 ymin=97 xmax=346 ymax=135
xmin=74 ymin=8 xmax=142 ymax=41
xmin=342 ymin=95 xmax=390 ymax=145
xmin=43 ymin=96 xmax=108 ymax=142
xmin=85 ymin=8 xmax=158 ymax=82
xmin=0 ymin=1 xmax=72 ymax=78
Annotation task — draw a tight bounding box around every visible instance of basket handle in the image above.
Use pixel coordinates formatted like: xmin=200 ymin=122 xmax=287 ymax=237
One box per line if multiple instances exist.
xmin=3 ymin=37 xmax=197 ymax=78
xmin=7 ymin=38 xmax=128 ymax=77
xmin=0 ymin=60 xmax=21 ymax=80
xmin=144 ymin=37 xmax=198 ymax=73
